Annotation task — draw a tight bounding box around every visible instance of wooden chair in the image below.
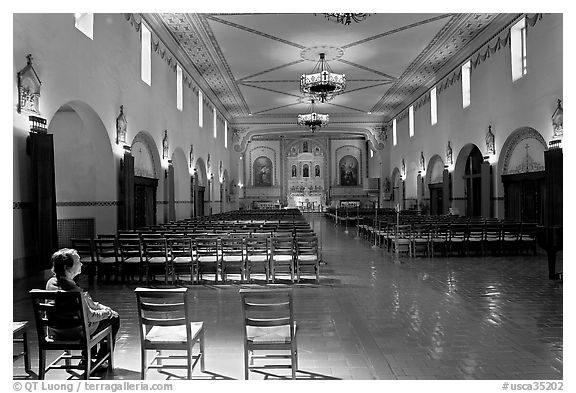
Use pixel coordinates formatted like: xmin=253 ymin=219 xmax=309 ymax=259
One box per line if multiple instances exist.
xmin=220 ymin=235 xmax=246 ymax=283
xmin=13 ymin=321 xmax=31 ymax=375
xmin=431 ymin=223 xmax=450 ymax=256
xmin=391 ymin=224 xmax=413 ymax=257
xmin=245 ymin=234 xmax=271 ymax=283
xmin=195 ymin=237 xmax=220 ymax=283
xmin=467 ymin=222 xmax=485 ymax=256
xmin=239 ymin=288 xmax=298 ymax=380
xmin=71 ymin=238 xmax=96 ymax=283
xmin=167 ymin=236 xmax=196 ymax=284
xmin=118 ymin=236 xmax=144 ymax=283
xmin=484 ymin=222 xmax=502 ymax=255
xmin=295 ymin=235 xmax=320 ymax=283
xmin=135 ymin=288 xmax=205 ymax=380
xmin=142 ymin=237 xmax=171 ymax=285
xmin=93 ymin=238 xmax=120 ymax=283
xmin=270 ymin=236 xmax=295 ymax=283
xmin=30 ymin=290 xmax=114 ymax=379
xmin=411 ymin=223 xmax=431 ymax=257
xmin=448 ymin=223 xmax=468 ymax=256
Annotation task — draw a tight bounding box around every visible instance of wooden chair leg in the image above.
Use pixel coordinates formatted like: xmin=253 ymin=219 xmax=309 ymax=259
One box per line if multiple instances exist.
xmin=141 ymin=348 xmax=147 ymax=380
xmin=243 ymin=346 xmax=250 ymax=380
xmin=199 ymin=329 xmax=205 ymax=372
xmin=39 ymin=349 xmax=45 ymax=380
xmin=22 ymin=330 xmax=31 ymax=373
xmin=107 ymin=331 xmax=114 ymax=371
xmin=187 ymin=348 xmax=193 ymax=380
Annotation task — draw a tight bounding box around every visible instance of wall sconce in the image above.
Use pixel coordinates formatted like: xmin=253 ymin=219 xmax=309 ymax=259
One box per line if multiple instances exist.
xmin=28 ymin=115 xmax=47 ymax=133
xmin=238 ymin=182 xmax=244 ymax=188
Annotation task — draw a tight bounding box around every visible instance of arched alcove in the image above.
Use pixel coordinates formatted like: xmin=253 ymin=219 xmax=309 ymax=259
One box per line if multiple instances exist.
xmin=425 ymin=154 xmax=445 ymax=215
xmin=131 ymin=131 xmax=161 ymax=227
xmin=49 ymin=100 xmax=116 ymax=234
xmin=194 ymin=157 xmax=208 ymax=216
xmin=390 ymin=167 xmax=402 ymax=208
xmin=498 ymin=127 xmax=547 ymax=222
xmin=453 ymin=143 xmax=483 ymax=217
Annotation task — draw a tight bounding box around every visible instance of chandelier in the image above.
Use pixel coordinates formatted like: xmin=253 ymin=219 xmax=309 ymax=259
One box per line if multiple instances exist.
xmin=297 ymin=99 xmax=329 ymax=132
xmin=322 ymin=13 xmax=370 ymax=25
xmin=300 ymin=52 xmax=346 ymax=103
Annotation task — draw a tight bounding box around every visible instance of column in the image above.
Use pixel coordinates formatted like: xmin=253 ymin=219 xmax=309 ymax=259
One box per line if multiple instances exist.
xmin=27 ymin=118 xmax=58 ymax=271
xmin=480 ymin=158 xmax=492 ymax=217
xmin=442 ymin=167 xmax=451 ymax=215
xmin=167 ymin=161 xmax=175 ymax=221
xmin=120 ymin=146 xmax=134 ymax=229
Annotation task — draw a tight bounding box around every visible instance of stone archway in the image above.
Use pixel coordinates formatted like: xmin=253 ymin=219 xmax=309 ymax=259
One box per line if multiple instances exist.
xmin=130 ymin=131 xmax=162 ymax=227
xmin=453 ymin=143 xmax=483 ymax=217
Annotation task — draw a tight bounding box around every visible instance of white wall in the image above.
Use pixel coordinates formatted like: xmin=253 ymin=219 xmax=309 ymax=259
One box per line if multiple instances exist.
xmin=387 ymin=14 xmax=562 ymax=217
xmin=13 ymin=14 xmax=232 ymax=276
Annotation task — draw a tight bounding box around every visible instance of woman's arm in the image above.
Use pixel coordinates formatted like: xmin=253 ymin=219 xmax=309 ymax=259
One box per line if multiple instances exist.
xmin=82 ymin=292 xmax=114 ymax=322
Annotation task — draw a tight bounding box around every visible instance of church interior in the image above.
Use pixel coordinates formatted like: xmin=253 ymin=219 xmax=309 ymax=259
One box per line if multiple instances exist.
xmin=12 ymin=13 xmax=563 ymax=382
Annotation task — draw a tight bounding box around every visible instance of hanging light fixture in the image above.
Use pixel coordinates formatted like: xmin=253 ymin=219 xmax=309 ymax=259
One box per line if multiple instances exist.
xmin=300 ymin=52 xmax=346 ymax=103
xmin=297 ymin=99 xmax=329 ymax=132
xmin=322 ymin=13 xmax=370 ymax=25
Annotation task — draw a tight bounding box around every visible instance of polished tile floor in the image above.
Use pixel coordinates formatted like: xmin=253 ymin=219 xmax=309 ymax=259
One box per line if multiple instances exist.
xmin=13 ymin=214 xmax=563 ymax=380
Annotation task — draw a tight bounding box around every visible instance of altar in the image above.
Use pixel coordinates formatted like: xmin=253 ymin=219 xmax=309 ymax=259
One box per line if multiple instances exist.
xmin=289 ymin=192 xmax=325 ymax=211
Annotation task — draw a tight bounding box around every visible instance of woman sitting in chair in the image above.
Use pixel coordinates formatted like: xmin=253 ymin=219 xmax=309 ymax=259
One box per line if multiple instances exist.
xmin=46 ymin=248 xmax=120 ymax=370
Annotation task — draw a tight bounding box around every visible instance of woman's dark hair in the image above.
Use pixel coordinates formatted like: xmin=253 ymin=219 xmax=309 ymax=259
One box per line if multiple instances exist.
xmin=51 ymin=248 xmax=78 ymax=277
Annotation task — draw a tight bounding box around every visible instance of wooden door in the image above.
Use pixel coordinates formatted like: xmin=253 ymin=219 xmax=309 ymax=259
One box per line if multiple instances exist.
xmin=502 ymin=172 xmax=544 ymax=223
xmin=196 ymin=186 xmax=205 ymax=217
xmin=134 ymin=176 xmax=158 ymax=228
xmin=429 ymin=183 xmax=443 ymax=215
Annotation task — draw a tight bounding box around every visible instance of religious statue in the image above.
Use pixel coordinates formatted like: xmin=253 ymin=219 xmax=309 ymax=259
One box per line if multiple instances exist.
xmin=446 ymin=141 xmax=453 ymax=165
xmin=420 ymin=151 xmax=425 ymax=172
xmin=291 ymin=165 xmax=297 ymax=177
xmin=552 ymin=99 xmax=563 ymax=139
xmin=401 ymin=158 xmax=406 ymax=178
xmin=485 ymin=125 xmax=495 ymax=155
xmin=162 ymin=130 xmax=169 ymax=159
xmin=384 ymin=177 xmax=391 ymax=193
xmin=189 ymin=144 xmax=194 ymax=168
xmin=116 ymin=105 xmax=127 ymax=145
xmin=315 ymin=165 xmax=320 ymax=177
xmin=207 ymin=153 xmax=211 ymax=177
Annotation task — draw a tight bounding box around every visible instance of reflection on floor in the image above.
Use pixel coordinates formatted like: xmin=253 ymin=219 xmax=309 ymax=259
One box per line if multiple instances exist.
xmin=13 ymin=214 xmax=563 ymax=380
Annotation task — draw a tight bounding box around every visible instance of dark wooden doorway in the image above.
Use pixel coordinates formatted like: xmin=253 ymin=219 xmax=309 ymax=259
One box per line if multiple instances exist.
xmin=463 ymin=147 xmax=483 ymax=217
xmin=429 ymin=183 xmax=443 ymax=215
xmin=134 ymin=176 xmax=158 ymax=228
xmin=196 ymin=186 xmax=205 ymax=217
xmin=502 ymin=171 xmax=544 ymax=223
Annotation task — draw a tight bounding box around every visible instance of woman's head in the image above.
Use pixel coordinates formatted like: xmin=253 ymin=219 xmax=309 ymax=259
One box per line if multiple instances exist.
xmin=51 ymin=248 xmax=82 ymax=278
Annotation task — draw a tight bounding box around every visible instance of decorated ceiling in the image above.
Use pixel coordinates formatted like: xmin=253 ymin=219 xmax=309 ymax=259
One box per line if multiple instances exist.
xmin=142 ymin=13 xmax=520 ymax=145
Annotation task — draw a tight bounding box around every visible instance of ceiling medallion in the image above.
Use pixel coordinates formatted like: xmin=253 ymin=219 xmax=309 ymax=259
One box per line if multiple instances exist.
xmin=322 ymin=13 xmax=370 ymax=25
xmin=297 ymin=99 xmax=329 ymax=132
xmin=300 ymin=52 xmax=346 ymax=103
